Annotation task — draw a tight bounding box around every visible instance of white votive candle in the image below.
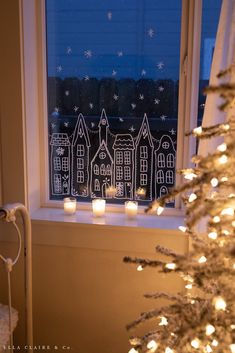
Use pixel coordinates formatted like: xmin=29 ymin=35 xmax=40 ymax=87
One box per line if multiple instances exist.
xmin=92 ymin=199 xmax=106 ymax=217
xmin=64 ymin=197 xmax=77 ymax=215
xmin=125 ymin=201 xmax=138 ymax=219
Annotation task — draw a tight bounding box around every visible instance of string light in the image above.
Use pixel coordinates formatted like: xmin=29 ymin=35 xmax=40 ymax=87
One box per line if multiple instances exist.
xmin=213 ymin=296 xmax=226 ymax=311
xmin=147 ymin=340 xmax=158 ymax=352
xmin=218 ymin=155 xmax=228 ymax=164
xmin=217 ymin=143 xmax=227 ymax=152
xmin=184 ymin=173 xmax=197 ymax=180
xmin=198 ymin=256 xmax=207 ymax=263
xmin=185 ymin=284 xmax=192 ymax=289
xmin=137 ymin=265 xmax=144 ymax=272
xmin=222 ymin=124 xmax=230 ymax=131
xmin=159 ymin=316 xmax=168 ymax=326
xmin=206 ymin=324 xmax=215 ymax=336
xmin=206 ymin=344 xmax=213 ymax=353
xmin=211 ymin=178 xmax=219 ymax=187
xmin=213 ymin=216 xmax=220 ymax=223
xmin=221 ymin=176 xmax=228 ymax=182
xmin=222 ymin=229 xmax=229 ymax=236
xmin=191 ymin=339 xmax=200 ymax=349
xmin=193 ymin=126 xmax=202 ymax=135
xmin=212 ymin=340 xmax=218 ymax=347
xmin=232 ymin=221 xmax=235 ymax=227
xmin=128 ymin=348 xmax=138 ymax=353
xmin=221 ymin=208 xmax=234 ymax=216
xmin=157 ymin=206 xmax=164 ymax=215
xmin=208 ymin=231 xmax=217 ymax=240
xmin=165 ymin=263 xmax=177 ymax=270
xmin=230 ymin=344 xmax=235 ymax=353
xmin=178 ymin=226 xmax=187 ymax=232
xmin=231 ymin=325 xmax=235 ymax=329
xmin=188 ymin=193 xmax=197 ymax=202
xmin=229 ymin=193 xmax=235 ymax=198
xmin=165 ymin=347 xmax=173 ymax=353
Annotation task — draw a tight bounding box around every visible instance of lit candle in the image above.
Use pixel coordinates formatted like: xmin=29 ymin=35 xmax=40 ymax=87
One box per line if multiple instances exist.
xmin=92 ymin=199 xmax=106 ymax=217
xmin=64 ymin=197 xmax=77 ymax=215
xmin=125 ymin=201 xmax=138 ymax=219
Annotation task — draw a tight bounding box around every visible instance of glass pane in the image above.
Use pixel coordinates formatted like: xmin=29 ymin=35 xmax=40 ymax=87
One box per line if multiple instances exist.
xmin=46 ymin=0 xmax=182 ymax=204
xmin=198 ymin=0 xmax=222 ymax=125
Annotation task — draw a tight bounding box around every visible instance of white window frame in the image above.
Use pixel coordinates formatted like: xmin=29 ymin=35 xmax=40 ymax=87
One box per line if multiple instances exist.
xmin=157 ymin=170 xmax=164 ymax=184
xmin=116 ymin=151 xmax=123 ymax=165
xmin=77 ymin=158 xmax=84 ymax=170
xmin=53 ymin=157 xmax=61 ymax=171
xmin=158 ymin=153 xmax=165 ymax=168
xmin=21 ymin=0 xmax=202 ymax=215
xmin=140 ymin=173 xmax=148 ymax=186
xmin=140 ymin=159 xmax=148 ymax=173
xmin=77 ymin=170 xmax=84 ymax=183
xmin=62 ymin=157 xmax=69 ymax=172
xmin=124 ymin=166 xmax=131 ymax=181
xmin=116 ymin=166 xmax=123 ymax=180
xmin=166 ymin=170 xmax=174 ymax=184
xmin=140 ymin=146 xmax=148 ymax=159
xmin=124 ymin=151 xmax=131 ymax=165
xmin=77 ymin=144 xmax=85 ymax=157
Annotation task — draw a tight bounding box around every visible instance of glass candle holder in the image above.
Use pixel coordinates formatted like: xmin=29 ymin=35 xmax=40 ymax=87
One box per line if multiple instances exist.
xmin=125 ymin=201 xmax=138 ymax=219
xmin=92 ymin=199 xmax=106 ymax=217
xmin=63 ymin=197 xmax=77 ymax=215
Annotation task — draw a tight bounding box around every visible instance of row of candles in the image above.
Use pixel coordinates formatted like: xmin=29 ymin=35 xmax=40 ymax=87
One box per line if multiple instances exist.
xmin=64 ymin=197 xmax=138 ymax=218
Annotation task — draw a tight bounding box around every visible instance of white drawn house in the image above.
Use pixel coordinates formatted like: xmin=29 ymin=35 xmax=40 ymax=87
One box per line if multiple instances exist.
xmin=112 ymin=134 xmax=135 ymax=199
xmin=135 ymin=114 xmax=154 ymax=201
xmin=50 ymin=133 xmax=71 ymax=195
xmin=71 ymin=113 xmax=91 ymax=197
xmin=154 ymin=135 xmax=176 ymax=199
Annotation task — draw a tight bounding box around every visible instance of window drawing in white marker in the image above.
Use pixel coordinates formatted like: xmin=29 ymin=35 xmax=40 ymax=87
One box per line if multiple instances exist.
xmin=140 ymin=159 xmax=148 ymax=172
xmin=77 ymin=144 xmax=85 ymax=157
xmin=167 ymin=154 xmax=175 ymax=168
xmin=77 ymin=158 xmax=84 ymax=170
xmin=116 ymin=166 xmax=123 ymax=180
xmin=166 ymin=170 xmax=174 ymax=184
xmin=54 ymin=157 xmax=61 ymax=171
xmin=160 ymin=186 xmax=168 ymax=197
xmin=106 ymin=164 xmax=111 ymax=175
xmin=77 ymin=171 xmax=84 ymax=183
xmin=116 ymin=151 xmax=123 ymax=164
xmin=94 ymin=164 xmax=99 ymax=175
xmin=94 ymin=179 xmax=100 ymax=191
xmin=124 ymin=151 xmax=131 ymax=164
xmin=157 ymin=170 xmax=164 ymax=184
xmin=140 ymin=173 xmax=147 ymax=186
xmin=54 ymin=174 xmax=62 ymax=193
xmin=140 ymin=146 xmax=148 ymax=159
xmin=124 ymin=166 xmax=131 ymax=180
xmin=158 ymin=153 xmax=165 ymax=168
xmin=62 ymin=157 xmax=69 ymax=171
xmin=116 ymin=182 xmax=124 ymax=196
xmin=162 ymin=141 xmax=170 ymax=149
xmin=100 ymin=164 xmax=106 ymax=175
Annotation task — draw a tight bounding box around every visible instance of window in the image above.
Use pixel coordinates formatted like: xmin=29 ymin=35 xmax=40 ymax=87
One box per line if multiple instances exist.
xmin=77 ymin=158 xmax=84 ymax=170
xmin=166 ymin=170 xmax=174 ymax=184
xmin=94 ymin=179 xmax=100 ymax=191
xmin=160 ymin=186 xmax=168 ymax=197
xmin=140 ymin=160 xmax=148 ymax=173
xmin=77 ymin=145 xmax=84 ymax=157
xmin=62 ymin=157 xmax=69 ymax=171
xmin=116 ymin=182 xmax=124 ymax=197
xmin=116 ymin=151 xmax=123 ymax=165
xmin=54 ymin=174 xmax=62 ymax=193
xmin=45 ymin=0 xmax=221 ymax=206
xmin=124 ymin=167 xmax=131 ymax=180
xmin=116 ymin=166 xmax=123 ymax=180
xmin=77 ymin=171 xmax=84 ymax=183
xmin=157 ymin=170 xmax=164 ymax=184
xmin=140 ymin=146 xmax=148 ymax=159
xmin=158 ymin=154 xmax=165 ymax=168
xmin=53 ymin=157 xmax=61 ymax=171
xmin=167 ymin=154 xmax=175 ymax=168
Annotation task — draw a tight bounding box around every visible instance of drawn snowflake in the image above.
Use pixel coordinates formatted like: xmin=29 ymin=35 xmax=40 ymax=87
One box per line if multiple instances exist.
xmin=131 ymin=103 xmax=136 ymax=110
xmin=91 ymin=122 xmax=95 ymax=128
xmin=64 ymin=122 xmax=69 ymax=127
xmin=65 ymin=90 xmax=70 ymax=96
xmin=84 ymin=50 xmax=92 ymax=58
xmin=158 ymin=86 xmax=164 ymax=92
xmin=139 ymin=94 xmax=144 ymax=100
xmin=56 ymin=65 xmax=62 ymax=72
xmin=129 ymin=125 xmax=136 ymax=133
xmin=157 ymin=62 xmax=164 ymax=70
xmin=160 ymin=115 xmax=167 ymax=121
xmin=147 ymin=28 xmax=154 ymax=38
xmin=56 ymin=147 xmax=65 ymax=156
xmin=113 ymin=94 xmax=119 ymax=101
xmin=51 ymin=123 xmax=56 ymax=129
xmin=169 ymin=128 xmax=176 ymax=135
xmin=89 ymin=103 xmax=94 ymax=109
xmin=84 ymin=75 xmax=90 ymax=81
xmin=107 ymin=11 xmax=112 ymax=20
xmin=117 ymin=51 xmax=123 ymax=57
xmin=66 ymin=46 xmax=72 ymax=55
xmin=112 ymin=70 xmax=117 ymax=76
xmin=154 ymin=98 xmax=160 ymax=105
xmin=119 ymin=118 xmax=124 ymax=122
xmin=74 ymin=106 xmax=79 ymax=112
xmin=141 ymin=69 xmax=146 ymax=76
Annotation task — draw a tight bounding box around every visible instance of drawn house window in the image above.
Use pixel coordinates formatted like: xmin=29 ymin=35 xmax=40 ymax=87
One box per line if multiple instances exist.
xmin=116 ymin=166 xmax=123 ymax=180
xmin=160 ymin=186 xmax=168 ymax=197
xmin=94 ymin=179 xmax=100 ymax=191
xmin=140 ymin=146 xmax=148 ymax=159
xmin=100 ymin=164 xmax=106 ymax=175
xmin=99 ymin=152 xmax=106 ymax=159
xmin=94 ymin=164 xmax=99 ymax=175
xmin=140 ymin=173 xmax=147 ymax=186
xmin=162 ymin=141 xmax=170 ymax=149
xmin=167 ymin=154 xmax=175 ymax=168
xmin=166 ymin=170 xmax=174 ymax=184
xmin=116 ymin=151 xmax=123 ymax=165
xmin=124 ymin=166 xmax=131 ymax=180
xmin=77 ymin=144 xmax=84 ymax=157
xmin=140 ymin=159 xmax=148 ymax=172
xmin=53 ymin=157 xmax=61 ymax=171
xmin=106 ymin=164 xmax=111 ymax=175
xmin=77 ymin=158 xmax=84 ymax=170
xmin=77 ymin=171 xmax=84 ymax=183
xmin=124 ymin=151 xmax=131 ymax=164
xmin=157 ymin=170 xmax=164 ymax=184
xmin=54 ymin=174 xmax=62 ymax=193
xmin=116 ymin=182 xmax=124 ymax=196
xmin=158 ymin=153 xmax=165 ymax=168
xmin=62 ymin=157 xmax=69 ymax=171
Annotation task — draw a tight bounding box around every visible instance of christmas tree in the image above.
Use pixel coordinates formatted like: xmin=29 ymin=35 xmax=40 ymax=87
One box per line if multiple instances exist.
xmin=124 ymin=66 xmax=235 ymax=353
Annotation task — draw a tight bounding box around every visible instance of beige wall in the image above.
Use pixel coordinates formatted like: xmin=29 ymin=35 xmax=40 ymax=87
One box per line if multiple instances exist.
xmin=0 ymin=2 xmax=188 ymax=353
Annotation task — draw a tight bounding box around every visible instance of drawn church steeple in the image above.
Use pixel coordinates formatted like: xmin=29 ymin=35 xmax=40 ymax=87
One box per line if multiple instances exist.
xmin=98 ymin=109 xmax=109 ymax=145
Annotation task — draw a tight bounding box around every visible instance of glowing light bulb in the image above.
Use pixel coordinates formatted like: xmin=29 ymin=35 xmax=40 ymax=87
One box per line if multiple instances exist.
xmin=208 ymin=231 xmax=217 ymax=240
xmin=165 ymin=347 xmax=173 ymax=353
xmin=232 ymin=221 xmax=235 ymax=227
xmin=147 ymin=340 xmax=158 ymax=352
xmin=213 ymin=296 xmax=226 ymax=311
xmin=221 ymin=176 xmax=228 ymax=182
xmin=233 ymin=264 xmax=235 ymax=269
xmin=222 ymin=229 xmax=229 ymax=236
xmin=217 ymin=143 xmax=227 ymax=152
xmin=206 ymin=344 xmax=213 ymax=353
xmin=191 ymin=300 xmax=195 ymax=304
xmin=198 ymin=256 xmax=207 ymax=263
xmin=222 ymin=124 xmax=230 ymax=131
xmin=206 ymin=324 xmax=215 ymax=336
xmin=159 ymin=316 xmax=168 ymax=326
xmin=213 ymin=216 xmax=220 ymax=223
xmin=129 ymin=349 xmax=138 ymax=353
xmin=193 ymin=126 xmax=202 ymax=135
xmin=230 ymin=344 xmax=235 ymax=353
xmin=211 ymin=178 xmax=219 ymax=187
xmin=191 ymin=339 xmax=200 ymax=349
xmin=212 ymin=340 xmax=218 ymax=347
xmin=188 ymin=193 xmax=197 ymax=202
xmin=137 ymin=265 xmax=144 ymax=272
xmin=178 ymin=226 xmax=187 ymax=233
xmin=185 ymin=284 xmax=193 ymax=289
xmin=157 ymin=206 xmax=164 ymax=215
xmin=184 ymin=173 xmax=197 ymax=180
xmin=231 ymin=325 xmax=235 ymax=329
xmin=218 ymin=155 xmax=228 ymax=164
xmin=165 ymin=263 xmax=176 ymax=270
xmin=229 ymin=193 xmax=235 ymax=198
xmin=221 ymin=208 xmax=234 ymax=216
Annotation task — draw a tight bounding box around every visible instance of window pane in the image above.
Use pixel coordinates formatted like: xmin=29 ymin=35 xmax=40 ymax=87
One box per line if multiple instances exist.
xmin=46 ymin=0 xmax=181 ymax=203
